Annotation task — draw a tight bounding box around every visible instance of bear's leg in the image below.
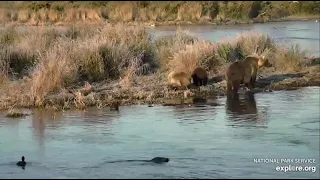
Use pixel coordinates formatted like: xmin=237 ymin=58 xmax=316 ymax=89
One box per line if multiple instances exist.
xmin=203 ymin=77 xmax=208 ymax=86
xmin=249 ymin=75 xmax=256 ymax=89
xmin=193 ymin=76 xmax=199 ymax=87
xmin=199 ymin=78 xmax=203 ymax=86
xmin=232 ymin=80 xmax=240 ymax=97
xmin=244 ymin=82 xmax=251 ymax=91
xmin=243 ymin=75 xmax=251 ymax=90
xmin=226 ymin=81 xmax=233 ymax=96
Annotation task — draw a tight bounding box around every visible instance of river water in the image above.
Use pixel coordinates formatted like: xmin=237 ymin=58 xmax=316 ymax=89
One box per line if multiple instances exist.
xmin=149 ymin=20 xmax=320 ymax=57
xmin=0 ymin=86 xmax=319 ymax=178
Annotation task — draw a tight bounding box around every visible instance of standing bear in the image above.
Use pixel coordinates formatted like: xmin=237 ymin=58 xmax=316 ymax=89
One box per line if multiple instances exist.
xmin=225 ymin=55 xmax=272 ymax=96
xmin=167 ymin=71 xmax=192 ymax=90
xmin=191 ymin=67 xmax=208 ymax=87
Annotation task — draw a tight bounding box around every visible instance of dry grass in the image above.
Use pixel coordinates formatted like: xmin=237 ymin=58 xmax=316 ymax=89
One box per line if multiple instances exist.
xmin=48 ymin=9 xmax=58 ymax=22
xmin=119 ymin=56 xmax=149 ymax=90
xmin=0 ymin=2 xmax=318 ymax=25
xmin=0 ymin=24 xmax=316 ymax=110
xmin=177 ymin=2 xmax=203 ymax=21
xmin=17 ymin=9 xmax=30 ymax=23
xmin=0 ymin=26 xmax=21 ymax=45
xmin=108 ymin=2 xmax=138 ymax=22
xmin=69 ymin=24 xmax=155 ymax=81
xmin=0 ymin=79 xmax=31 ymax=110
xmin=168 ymin=40 xmax=215 ymax=75
xmin=0 ymin=24 xmax=155 ymax=109
xmin=74 ymin=91 xmax=86 ymax=109
xmin=30 ymin=44 xmax=76 ymax=106
xmin=273 ymin=44 xmax=307 ymax=73
xmin=235 ymin=31 xmax=275 ymax=58
xmin=0 ymin=8 xmax=8 ymax=23
xmin=154 ymin=28 xmax=197 ymax=72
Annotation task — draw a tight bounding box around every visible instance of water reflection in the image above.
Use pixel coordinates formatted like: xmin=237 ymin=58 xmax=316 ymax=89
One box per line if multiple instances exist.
xmin=226 ymin=92 xmax=257 ymax=116
xmin=225 ymin=92 xmax=267 ymax=126
xmin=170 ymin=98 xmax=219 ymax=125
xmin=192 ymin=97 xmax=208 ymax=105
xmin=3 ymin=117 xmax=24 ymax=127
xmin=31 ymin=109 xmax=64 ymax=152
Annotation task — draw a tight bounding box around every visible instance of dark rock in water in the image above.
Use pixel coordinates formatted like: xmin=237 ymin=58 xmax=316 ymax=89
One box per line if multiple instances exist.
xmin=149 ymin=157 xmax=169 ymax=163
xmin=162 ymin=103 xmax=176 ymax=107
xmin=208 ymin=102 xmax=220 ymax=106
xmin=192 ymin=97 xmax=207 ymax=104
xmin=17 ymin=156 xmax=26 ymax=167
xmin=194 ymin=105 xmax=207 ymax=108
xmin=110 ymin=101 xmax=120 ymax=111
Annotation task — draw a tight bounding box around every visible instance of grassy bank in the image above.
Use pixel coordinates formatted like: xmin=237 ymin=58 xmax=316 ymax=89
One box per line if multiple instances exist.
xmin=0 ymin=24 xmax=319 ymax=111
xmin=0 ymin=1 xmax=319 ymax=26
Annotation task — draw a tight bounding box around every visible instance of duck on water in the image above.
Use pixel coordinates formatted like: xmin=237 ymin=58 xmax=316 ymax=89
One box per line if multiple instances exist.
xmin=17 ymin=156 xmax=26 ymax=167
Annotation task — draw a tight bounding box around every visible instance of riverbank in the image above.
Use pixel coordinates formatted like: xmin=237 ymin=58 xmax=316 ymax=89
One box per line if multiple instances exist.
xmin=0 ymin=24 xmax=319 ymax=113
xmin=1 ymin=14 xmax=319 ymax=28
xmin=0 ymin=1 xmax=319 ymax=27
xmin=2 ymin=61 xmax=319 ymax=113
xmin=40 ymin=62 xmax=320 ymax=107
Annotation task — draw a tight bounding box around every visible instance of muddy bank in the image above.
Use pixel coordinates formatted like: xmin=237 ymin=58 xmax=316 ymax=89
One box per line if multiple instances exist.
xmin=3 ymin=64 xmax=317 ymax=114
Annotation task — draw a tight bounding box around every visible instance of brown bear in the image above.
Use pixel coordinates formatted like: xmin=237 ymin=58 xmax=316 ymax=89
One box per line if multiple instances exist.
xmin=167 ymin=71 xmax=192 ymax=90
xmin=191 ymin=67 xmax=208 ymax=87
xmin=225 ymin=55 xmax=272 ymax=96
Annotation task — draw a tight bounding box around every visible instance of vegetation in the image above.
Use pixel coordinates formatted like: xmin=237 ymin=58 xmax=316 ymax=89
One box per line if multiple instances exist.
xmin=0 ymin=24 xmax=317 ymax=111
xmin=5 ymin=106 xmax=29 ymax=118
xmin=0 ymin=1 xmax=319 ymax=25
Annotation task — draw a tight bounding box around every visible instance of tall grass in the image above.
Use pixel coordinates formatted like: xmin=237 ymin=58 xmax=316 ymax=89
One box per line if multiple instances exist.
xmin=0 ymin=1 xmax=318 ymax=25
xmin=177 ymin=2 xmax=203 ymax=21
xmin=235 ymin=31 xmax=275 ymax=57
xmin=30 ymin=43 xmax=76 ymax=106
xmin=0 ymin=24 xmax=312 ymax=109
xmin=154 ymin=28 xmax=197 ymax=71
xmin=0 ymin=24 xmax=157 ymax=107
xmin=168 ymin=40 xmax=215 ymax=74
xmin=273 ymin=44 xmax=307 ymax=73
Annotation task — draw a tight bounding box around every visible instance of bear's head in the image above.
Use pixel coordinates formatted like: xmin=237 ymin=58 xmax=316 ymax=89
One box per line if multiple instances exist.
xmin=258 ymin=55 xmax=272 ymax=68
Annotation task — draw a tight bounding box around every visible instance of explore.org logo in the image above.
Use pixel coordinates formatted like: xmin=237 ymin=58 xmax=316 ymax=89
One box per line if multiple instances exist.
xmin=253 ymin=158 xmax=317 ymax=173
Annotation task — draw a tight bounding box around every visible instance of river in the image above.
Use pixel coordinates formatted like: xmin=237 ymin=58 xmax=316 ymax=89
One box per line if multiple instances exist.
xmin=0 ymin=86 xmax=319 ymax=178
xmin=149 ymin=20 xmax=320 ymax=57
